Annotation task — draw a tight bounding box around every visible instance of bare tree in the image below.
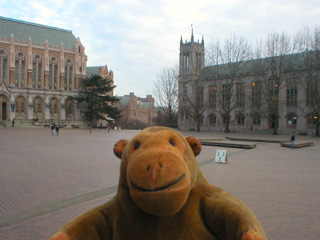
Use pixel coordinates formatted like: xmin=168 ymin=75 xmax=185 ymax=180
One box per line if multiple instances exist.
xmin=206 ymin=34 xmax=252 ymax=132
xmin=153 ymin=67 xmax=178 ymax=127
xmin=252 ymin=32 xmax=295 ymax=135
xmin=293 ymin=26 xmax=320 ymax=136
xmin=179 ymin=74 xmax=206 ymax=132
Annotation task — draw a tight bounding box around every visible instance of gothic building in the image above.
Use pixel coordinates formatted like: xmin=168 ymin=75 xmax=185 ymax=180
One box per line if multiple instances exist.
xmin=0 ymin=16 xmax=114 ymax=128
xmin=178 ymin=31 xmax=319 ymax=135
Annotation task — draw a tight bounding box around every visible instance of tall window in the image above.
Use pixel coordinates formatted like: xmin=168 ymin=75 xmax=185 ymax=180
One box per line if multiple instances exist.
xmin=65 ymin=98 xmax=74 ymax=119
xmin=252 ymin=81 xmax=261 ymax=107
xmin=182 ymin=82 xmax=188 ymax=103
xmin=33 ymin=97 xmax=43 ymax=118
xmin=306 ymin=76 xmax=318 ymax=106
xmin=32 ymin=54 xmax=43 ymax=88
xmin=15 ymin=96 xmax=27 ymax=118
xmin=15 ymin=52 xmax=26 ymax=87
xmin=196 ymin=53 xmax=202 ymax=69
xmin=286 ymin=78 xmax=297 ymax=106
xmin=50 ymin=98 xmax=59 ymax=119
xmin=209 ymin=85 xmax=217 ymax=108
xmin=268 ymin=77 xmax=279 ymax=101
xmin=64 ymin=59 xmax=73 ymax=91
xmin=197 ymin=86 xmax=204 ymax=107
xmin=236 ymin=83 xmax=245 ymax=107
xmin=184 ymin=53 xmax=189 ymax=69
xmin=49 ymin=57 xmax=58 ymax=90
xmin=0 ymin=49 xmax=8 ymax=85
xmin=222 ymin=84 xmax=231 ymax=108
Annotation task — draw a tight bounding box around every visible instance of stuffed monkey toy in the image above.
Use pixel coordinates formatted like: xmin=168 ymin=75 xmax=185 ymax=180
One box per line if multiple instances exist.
xmin=50 ymin=126 xmax=266 ymax=240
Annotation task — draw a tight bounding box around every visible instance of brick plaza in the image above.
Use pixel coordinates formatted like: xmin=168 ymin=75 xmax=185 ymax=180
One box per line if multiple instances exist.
xmin=0 ymin=127 xmax=319 ymax=239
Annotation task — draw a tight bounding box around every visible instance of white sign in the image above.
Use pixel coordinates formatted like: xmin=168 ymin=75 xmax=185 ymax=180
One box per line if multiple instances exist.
xmin=215 ymin=149 xmax=228 ymax=163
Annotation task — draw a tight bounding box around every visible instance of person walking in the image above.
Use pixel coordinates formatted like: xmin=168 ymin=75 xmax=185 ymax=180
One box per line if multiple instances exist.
xmin=51 ymin=124 xmax=55 ymax=136
xmin=290 ymin=132 xmax=296 ymax=149
xmin=55 ymin=125 xmax=60 ymax=136
xmin=12 ymin=118 xmax=15 ymax=127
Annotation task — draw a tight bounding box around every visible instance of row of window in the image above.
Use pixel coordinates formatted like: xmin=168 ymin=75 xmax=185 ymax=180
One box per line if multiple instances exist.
xmin=183 ymin=78 xmax=318 ymax=109
xmin=181 ymin=112 xmax=318 ymax=129
xmin=0 ymin=49 xmax=75 ymax=91
xmin=14 ymin=96 xmax=74 ymax=119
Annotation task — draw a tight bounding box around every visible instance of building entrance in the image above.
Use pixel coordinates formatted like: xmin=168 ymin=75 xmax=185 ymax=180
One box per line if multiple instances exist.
xmin=1 ymin=102 xmax=7 ymax=120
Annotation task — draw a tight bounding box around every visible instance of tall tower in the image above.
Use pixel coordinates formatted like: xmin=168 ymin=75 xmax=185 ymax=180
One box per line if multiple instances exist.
xmin=179 ymin=27 xmax=204 ymax=82
xmin=178 ymin=27 xmax=205 ymax=130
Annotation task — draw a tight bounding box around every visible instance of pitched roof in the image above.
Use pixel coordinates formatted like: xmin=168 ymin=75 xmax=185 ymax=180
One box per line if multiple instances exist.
xmin=200 ymin=51 xmax=318 ymax=80
xmin=0 ymin=16 xmax=77 ymax=49
xmin=86 ymin=66 xmax=100 ymax=77
xmin=118 ymin=96 xmax=131 ymax=106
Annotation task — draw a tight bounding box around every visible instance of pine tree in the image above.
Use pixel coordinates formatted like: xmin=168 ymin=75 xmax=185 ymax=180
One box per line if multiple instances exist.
xmin=75 ymin=74 xmax=121 ymax=122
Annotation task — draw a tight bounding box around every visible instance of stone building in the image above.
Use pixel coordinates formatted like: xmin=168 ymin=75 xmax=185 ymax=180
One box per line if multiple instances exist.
xmin=0 ymin=16 xmax=113 ymax=128
xmin=178 ymin=31 xmax=319 ymax=135
xmin=115 ymin=92 xmax=157 ymax=129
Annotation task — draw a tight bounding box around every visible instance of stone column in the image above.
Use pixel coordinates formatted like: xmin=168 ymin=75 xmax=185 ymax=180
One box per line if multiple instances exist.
xmin=9 ymin=68 xmax=15 ymax=86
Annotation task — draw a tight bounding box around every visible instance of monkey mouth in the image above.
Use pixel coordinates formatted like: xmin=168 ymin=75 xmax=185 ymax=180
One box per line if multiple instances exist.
xmin=130 ymin=174 xmax=186 ymax=192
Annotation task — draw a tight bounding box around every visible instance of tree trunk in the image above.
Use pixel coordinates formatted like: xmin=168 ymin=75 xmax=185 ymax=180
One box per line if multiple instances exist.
xmin=224 ymin=117 xmax=231 ymax=133
xmin=315 ymin=119 xmax=320 ymax=137
xmin=196 ymin=120 xmax=201 ymax=132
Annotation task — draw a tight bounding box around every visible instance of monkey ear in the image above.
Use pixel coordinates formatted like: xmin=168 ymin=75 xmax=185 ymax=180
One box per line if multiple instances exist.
xmin=113 ymin=139 xmax=128 ymax=159
xmin=186 ymin=136 xmax=202 ymax=156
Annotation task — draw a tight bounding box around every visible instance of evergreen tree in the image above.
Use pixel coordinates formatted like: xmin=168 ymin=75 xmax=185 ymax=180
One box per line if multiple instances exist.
xmin=75 ymin=74 xmax=121 ymax=122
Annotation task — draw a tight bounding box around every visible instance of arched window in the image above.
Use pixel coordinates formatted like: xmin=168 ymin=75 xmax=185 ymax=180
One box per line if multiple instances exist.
xmin=33 ymin=97 xmax=43 ymax=119
xmin=209 ymin=114 xmax=217 ymax=126
xmin=32 ymin=54 xmax=43 ymax=88
xmin=49 ymin=56 xmax=59 ymax=90
xmin=237 ymin=113 xmax=245 ymax=126
xmin=50 ymin=97 xmax=59 ymax=119
xmin=65 ymin=98 xmax=74 ymax=119
xmin=15 ymin=96 xmax=27 ymax=119
xmin=251 ymin=113 xmax=261 ymax=125
xmin=0 ymin=49 xmax=9 ymax=85
xmin=64 ymin=59 xmax=73 ymax=91
xmin=15 ymin=52 xmax=26 ymax=87
xmin=306 ymin=112 xmax=317 ymax=129
xmin=286 ymin=112 xmax=298 ymax=129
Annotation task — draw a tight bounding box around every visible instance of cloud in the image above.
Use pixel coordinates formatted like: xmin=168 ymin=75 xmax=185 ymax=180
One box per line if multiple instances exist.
xmin=1 ymin=0 xmax=320 ymax=98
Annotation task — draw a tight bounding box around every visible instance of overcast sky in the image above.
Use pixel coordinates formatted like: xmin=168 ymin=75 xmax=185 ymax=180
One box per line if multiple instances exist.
xmin=1 ymin=0 xmax=319 ymax=98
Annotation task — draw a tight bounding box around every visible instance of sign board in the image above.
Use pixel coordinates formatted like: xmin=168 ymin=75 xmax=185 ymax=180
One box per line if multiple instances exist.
xmin=215 ymin=149 xmax=228 ymax=163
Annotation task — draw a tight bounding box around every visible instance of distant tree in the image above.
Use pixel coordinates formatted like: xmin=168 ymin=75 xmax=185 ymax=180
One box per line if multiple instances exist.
xmin=75 ymin=74 xmax=121 ymax=122
xmin=206 ymin=34 xmax=252 ymax=132
xmin=153 ymin=67 xmax=178 ymax=127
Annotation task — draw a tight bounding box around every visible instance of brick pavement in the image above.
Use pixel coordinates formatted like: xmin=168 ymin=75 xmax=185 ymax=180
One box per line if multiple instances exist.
xmin=0 ymin=127 xmax=319 ymax=239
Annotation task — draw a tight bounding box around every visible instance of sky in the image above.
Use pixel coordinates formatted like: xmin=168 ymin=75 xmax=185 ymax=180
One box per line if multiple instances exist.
xmin=1 ymin=0 xmax=319 ymax=98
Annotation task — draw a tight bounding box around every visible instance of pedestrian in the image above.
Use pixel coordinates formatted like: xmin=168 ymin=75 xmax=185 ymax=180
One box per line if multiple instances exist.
xmin=55 ymin=125 xmax=60 ymax=136
xmin=12 ymin=118 xmax=15 ymax=127
xmin=88 ymin=123 xmax=92 ymax=134
xmin=51 ymin=124 xmax=55 ymax=136
xmin=107 ymin=126 xmax=110 ymax=132
xmin=290 ymin=132 xmax=296 ymax=149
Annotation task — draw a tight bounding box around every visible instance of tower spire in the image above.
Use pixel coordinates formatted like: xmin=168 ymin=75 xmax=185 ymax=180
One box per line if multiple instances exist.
xmin=191 ymin=24 xmax=194 ymax=42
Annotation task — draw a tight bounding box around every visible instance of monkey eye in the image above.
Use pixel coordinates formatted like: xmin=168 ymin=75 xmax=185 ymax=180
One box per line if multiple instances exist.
xmin=134 ymin=141 xmax=140 ymax=150
xmin=169 ymin=139 xmax=176 ymax=146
